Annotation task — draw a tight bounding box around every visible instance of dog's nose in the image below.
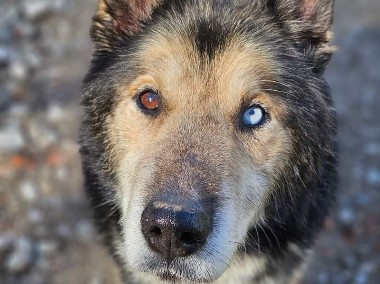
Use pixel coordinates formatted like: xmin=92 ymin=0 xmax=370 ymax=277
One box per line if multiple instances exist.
xmin=141 ymin=200 xmax=211 ymax=260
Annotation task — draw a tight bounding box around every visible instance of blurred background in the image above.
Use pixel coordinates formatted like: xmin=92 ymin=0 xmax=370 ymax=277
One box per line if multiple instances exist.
xmin=0 ymin=0 xmax=379 ymax=283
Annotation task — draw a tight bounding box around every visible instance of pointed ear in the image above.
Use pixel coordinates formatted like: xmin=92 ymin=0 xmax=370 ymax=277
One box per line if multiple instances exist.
xmin=273 ymin=0 xmax=335 ymax=73
xmin=91 ymin=0 xmax=162 ymax=51
xmin=299 ymin=0 xmax=334 ymax=33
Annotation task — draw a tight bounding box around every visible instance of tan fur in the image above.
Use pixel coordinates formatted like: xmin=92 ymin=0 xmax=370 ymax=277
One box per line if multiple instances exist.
xmin=96 ymin=0 xmax=109 ymax=18
xmin=109 ymin=29 xmax=292 ymax=219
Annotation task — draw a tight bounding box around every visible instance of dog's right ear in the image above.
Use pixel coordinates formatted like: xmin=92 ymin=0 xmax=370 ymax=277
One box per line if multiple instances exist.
xmin=268 ymin=0 xmax=335 ymax=73
xmin=91 ymin=0 xmax=162 ymax=51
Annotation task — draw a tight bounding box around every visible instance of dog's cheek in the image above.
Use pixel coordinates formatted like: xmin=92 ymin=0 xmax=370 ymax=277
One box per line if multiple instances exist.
xmin=236 ymin=119 xmax=293 ymax=215
xmin=107 ymin=100 xmax=153 ymax=199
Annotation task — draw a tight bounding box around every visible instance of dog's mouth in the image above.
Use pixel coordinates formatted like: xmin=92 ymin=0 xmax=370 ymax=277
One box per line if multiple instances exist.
xmin=134 ymin=252 xmax=225 ymax=283
xmin=147 ymin=258 xmax=203 ymax=283
xmin=158 ymin=270 xmax=181 ymax=283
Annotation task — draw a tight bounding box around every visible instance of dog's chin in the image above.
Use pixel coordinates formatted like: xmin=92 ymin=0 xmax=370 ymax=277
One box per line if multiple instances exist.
xmin=158 ymin=271 xmax=179 ymax=282
xmin=127 ymin=251 xmax=226 ymax=284
xmin=136 ymin=259 xmax=221 ymax=283
xmin=156 ymin=271 xmax=192 ymax=284
xmin=151 ymin=269 xmax=215 ymax=284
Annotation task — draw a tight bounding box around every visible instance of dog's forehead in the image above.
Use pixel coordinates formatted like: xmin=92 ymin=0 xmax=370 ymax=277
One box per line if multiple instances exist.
xmin=133 ymin=30 xmax=277 ymax=111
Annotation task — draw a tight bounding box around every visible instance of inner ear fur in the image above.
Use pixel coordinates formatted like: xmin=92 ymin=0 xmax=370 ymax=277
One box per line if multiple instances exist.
xmin=91 ymin=0 xmax=162 ymax=51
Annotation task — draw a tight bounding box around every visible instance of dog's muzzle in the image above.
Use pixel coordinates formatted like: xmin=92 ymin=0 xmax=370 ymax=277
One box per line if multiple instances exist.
xmin=141 ymin=196 xmax=212 ymax=261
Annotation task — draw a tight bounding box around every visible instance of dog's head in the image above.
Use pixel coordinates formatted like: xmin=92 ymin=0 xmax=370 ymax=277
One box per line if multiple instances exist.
xmin=80 ymin=0 xmax=337 ymax=282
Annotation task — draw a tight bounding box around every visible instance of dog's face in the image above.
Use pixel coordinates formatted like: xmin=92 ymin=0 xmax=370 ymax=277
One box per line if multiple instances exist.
xmin=81 ymin=0 xmax=336 ymax=283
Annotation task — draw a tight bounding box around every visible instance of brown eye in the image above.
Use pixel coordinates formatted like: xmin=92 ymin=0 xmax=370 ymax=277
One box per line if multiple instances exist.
xmin=138 ymin=90 xmax=160 ymax=112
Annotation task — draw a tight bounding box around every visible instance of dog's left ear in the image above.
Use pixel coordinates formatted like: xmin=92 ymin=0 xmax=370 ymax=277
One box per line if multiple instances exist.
xmin=271 ymin=0 xmax=335 ymax=73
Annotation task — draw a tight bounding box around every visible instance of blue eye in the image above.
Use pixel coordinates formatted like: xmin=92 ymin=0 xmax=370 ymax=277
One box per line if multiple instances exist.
xmin=242 ymin=105 xmax=266 ymax=128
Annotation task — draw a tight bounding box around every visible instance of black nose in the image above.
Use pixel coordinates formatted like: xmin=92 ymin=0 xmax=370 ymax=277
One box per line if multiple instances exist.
xmin=141 ymin=200 xmax=211 ymax=260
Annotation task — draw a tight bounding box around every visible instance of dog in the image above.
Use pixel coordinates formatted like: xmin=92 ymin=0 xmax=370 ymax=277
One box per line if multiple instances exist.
xmin=79 ymin=0 xmax=338 ymax=283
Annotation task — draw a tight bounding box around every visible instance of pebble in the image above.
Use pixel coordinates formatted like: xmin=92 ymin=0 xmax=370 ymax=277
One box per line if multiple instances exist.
xmin=0 ymin=233 xmax=14 ymax=252
xmin=22 ymin=0 xmax=55 ymax=21
xmin=317 ymin=271 xmax=329 ymax=283
xmin=47 ymin=104 xmax=66 ymax=122
xmin=366 ymin=168 xmax=380 ymax=186
xmin=27 ymin=121 xmax=57 ymax=150
xmin=338 ymin=207 xmax=357 ymax=225
xmin=0 ymin=88 xmax=12 ymax=111
xmin=0 ymin=124 xmax=25 ymax=152
xmin=28 ymin=208 xmax=44 ymax=223
xmin=8 ymin=103 xmax=29 ymax=118
xmin=90 ymin=277 xmax=103 ymax=284
xmin=356 ymin=193 xmax=371 ymax=206
xmin=0 ymin=26 xmax=12 ymax=43
xmin=76 ymin=220 xmax=95 ymax=242
xmin=20 ymin=181 xmax=38 ymax=202
xmin=342 ymin=254 xmax=359 ymax=269
xmin=55 ymin=166 xmax=69 ymax=181
xmin=4 ymin=237 xmax=35 ymax=273
xmin=25 ymin=48 xmax=42 ymax=68
xmin=56 ymin=224 xmax=71 ymax=239
xmin=9 ymin=60 xmax=28 ymax=81
xmin=364 ymin=143 xmax=380 ymax=155
xmin=13 ymin=21 xmax=38 ymax=39
xmin=25 ymin=273 xmax=45 ymax=284
xmin=355 ymin=271 xmax=368 ymax=284
xmin=37 ymin=240 xmax=57 ymax=256
xmin=0 ymin=46 xmax=10 ymax=67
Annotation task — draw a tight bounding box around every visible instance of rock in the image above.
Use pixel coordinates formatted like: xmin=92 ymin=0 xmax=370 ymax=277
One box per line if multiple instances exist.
xmin=366 ymin=168 xmax=380 ymax=186
xmin=342 ymin=254 xmax=359 ymax=269
xmin=317 ymin=271 xmax=329 ymax=283
xmin=21 ymin=0 xmax=66 ymax=21
xmin=0 ymin=88 xmax=12 ymax=111
xmin=76 ymin=220 xmax=95 ymax=242
xmin=0 ymin=26 xmax=12 ymax=43
xmin=0 ymin=45 xmax=10 ymax=68
xmin=27 ymin=120 xmax=57 ymax=150
xmin=56 ymin=224 xmax=71 ymax=240
xmin=356 ymin=193 xmax=371 ymax=206
xmin=0 ymin=124 xmax=25 ymax=152
xmin=355 ymin=270 xmax=368 ymax=284
xmin=0 ymin=233 xmax=14 ymax=253
xmin=13 ymin=21 xmax=38 ymax=39
xmin=37 ymin=240 xmax=57 ymax=256
xmin=22 ymin=0 xmax=54 ymax=21
xmin=25 ymin=273 xmax=45 ymax=284
xmin=47 ymin=104 xmax=66 ymax=122
xmin=25 ymin=47 xmax=42 ymax=69
xmin=90 ymin=277 xmax=103 ymax=284
xmin=55 ymin=165 xmax=69 ymax=181
xmin=364 ymin=143 xmax=380 ymax=155
xmin=338 ymin=207 xmax=357 ymax=225
xmin=0 ymin=233 xmax=14 ymax=268
xmin=355 ymin=262 xmax=376 ymax=284
xmin=9 ymin=60 xmax=28 ymax=81
xmin=8 ymin=103 xmax=29 ymax=118
xmin=4 ymin=237 xmax=35 ymax=273
xmin=20 ymin=181 xmax=38 ymax=202
xmin=28 ymin=208 xmax=44 ymax=223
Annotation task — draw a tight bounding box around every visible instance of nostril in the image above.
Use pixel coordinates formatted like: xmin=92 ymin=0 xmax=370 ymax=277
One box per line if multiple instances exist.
xmin=180 ymin=232 xmax=198 ymax=246
xmin=150 ymin=226 xmax=162 ymax=237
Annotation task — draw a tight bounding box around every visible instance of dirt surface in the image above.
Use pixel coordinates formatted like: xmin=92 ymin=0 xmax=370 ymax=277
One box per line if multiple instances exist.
xmin=0 ymin=0 xmax=379 ymax=283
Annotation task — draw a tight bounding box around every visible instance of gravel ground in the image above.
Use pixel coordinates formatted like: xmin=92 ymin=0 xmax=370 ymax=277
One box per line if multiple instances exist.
xmin=0 ymin=0 xmax=379 ymax=283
